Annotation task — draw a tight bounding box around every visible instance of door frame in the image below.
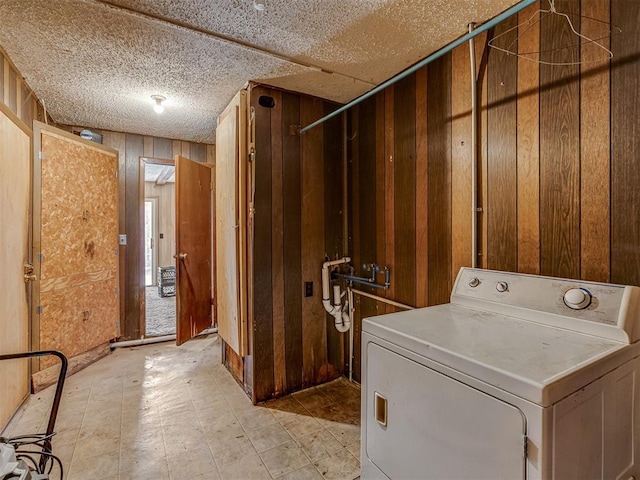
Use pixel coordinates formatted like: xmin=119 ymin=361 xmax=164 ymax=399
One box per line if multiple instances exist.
xmin=138 ymin=156 xmax=174 ymax=337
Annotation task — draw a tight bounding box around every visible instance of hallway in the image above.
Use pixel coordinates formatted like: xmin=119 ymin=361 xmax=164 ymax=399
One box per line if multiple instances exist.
xmin=4 ymin=336 xmax=361 ymax=480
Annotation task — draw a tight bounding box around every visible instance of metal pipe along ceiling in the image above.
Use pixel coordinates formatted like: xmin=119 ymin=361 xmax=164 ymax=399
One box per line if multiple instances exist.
xmin=299 ymin=0 xmax=536 ymax=133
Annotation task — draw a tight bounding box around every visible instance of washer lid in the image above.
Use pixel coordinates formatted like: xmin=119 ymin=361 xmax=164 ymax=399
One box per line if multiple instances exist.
xmin=363 ymin=304 xmax=636 ymax=406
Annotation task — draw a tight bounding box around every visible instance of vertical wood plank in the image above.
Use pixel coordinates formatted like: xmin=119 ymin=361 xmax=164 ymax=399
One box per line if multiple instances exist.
xmin=384 ymin=87 xmax=395 ymax=312
xmin=0 ymin=53 xmax=4 ymax=100
xmin=206 ymin=144 xmax=215 ymax=164
xmin=15 ymin=81 xmax=21 ymax=119
xmin=580 ymin=0 xmax=610 ymax=282
xmin=153 ymin=137 xmax=172 ymax=159
xmin=124 ymin=134 xmax=144 ymax=340
xmin=7 ymin=66 xmax=17 ymax=113
xmin=102 ymin=131 xmax=127 ymax=331
xmin=252 ymin=87 xmax=274 ymax=401
xmin=427 ymin=55 xmax=452 ymax=305
xmin=143 ymin=136 xmax=153 ymax=158
xmin=478 ymin=36 xmax=490 ymax=269
xmin=415 ymin=66 xmax=428 ymax=308
xmin=540 ymin=0 xmax=581 ymax=279
xmin=517 ymin=2 xmax=541 ymax=275
xmin=172 ymin=140 xmax=182 ymax=159
xmin=353 ymin=97 xmax=378 ymax=382
xmin=487 ymin=15 xmax=518 ymax=272
xmin=324 ymin=103 xmax=345 ymax=377
xmin=190 ymin=143 xmax=207 ymax=163
xmin=393 ymin=75 xmax=416 ymax=306
xmin=270 ymin=90 xmax=286 ymax=396
xmin=282 ymin=93 xmax=302 ymax=392
xmin=451 ymin=44 xmax=473 ymax=279
xmin=2 ymin=57 xmax=8 ymax=106
xmin=181 ymin=141 xmax=190 ymax=159
xmin=300 ymin=97 xmax=326 ymax=386
xmin=611 ymin=0 xmax=640 ymax=286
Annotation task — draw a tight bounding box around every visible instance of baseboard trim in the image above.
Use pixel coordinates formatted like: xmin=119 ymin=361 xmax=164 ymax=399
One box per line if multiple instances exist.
xmin=31 ymin=343 xmax=111 ymax=393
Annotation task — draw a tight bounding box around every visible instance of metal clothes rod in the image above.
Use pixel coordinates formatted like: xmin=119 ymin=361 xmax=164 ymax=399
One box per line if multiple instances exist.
xmin=299 ymin=0 xmax=536 ymax=133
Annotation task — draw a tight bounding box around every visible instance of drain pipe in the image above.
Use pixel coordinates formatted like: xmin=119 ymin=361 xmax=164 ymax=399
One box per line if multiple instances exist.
xmin=322 ymin=257 xmax=351 ymax=333
xmin=110 ymin=327 xmax=218 ymax=349
xmin=347 ymin=287 xmax=355 ymax=382
xmin=469 ymin=22 xmax=478 ymax=268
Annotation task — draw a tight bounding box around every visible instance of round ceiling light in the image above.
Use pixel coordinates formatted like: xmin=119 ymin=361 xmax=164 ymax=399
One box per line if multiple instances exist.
xmin=253 ymin=0 xmax=266 ymax=11
xmin=151 ymin=95 xmax=166 ymax=114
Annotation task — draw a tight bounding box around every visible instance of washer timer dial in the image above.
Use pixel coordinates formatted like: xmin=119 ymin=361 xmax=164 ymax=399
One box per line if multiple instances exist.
xmin=563 ymin=288 xmax=592 ymax=310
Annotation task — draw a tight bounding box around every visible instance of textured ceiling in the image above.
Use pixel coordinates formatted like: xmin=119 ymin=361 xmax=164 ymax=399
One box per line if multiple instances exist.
xmin=0 ymin=0 xmax=518 ymax=143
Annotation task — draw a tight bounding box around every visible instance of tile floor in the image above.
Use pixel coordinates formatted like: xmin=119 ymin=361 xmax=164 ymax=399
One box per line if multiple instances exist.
xmin=3 ymin=335 xmax=361 ymax=480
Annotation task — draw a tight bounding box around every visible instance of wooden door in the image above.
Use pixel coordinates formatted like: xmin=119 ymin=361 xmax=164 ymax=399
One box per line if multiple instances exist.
xmin=175 ymin=155 xmax=212 ymax=345
xmin=0 ymin=105 xmax=31 ymax=429
xmin=33 ymin=123 xmax=119 ymax=374
xmin=216 ymin=90 xmax=249 ymax=356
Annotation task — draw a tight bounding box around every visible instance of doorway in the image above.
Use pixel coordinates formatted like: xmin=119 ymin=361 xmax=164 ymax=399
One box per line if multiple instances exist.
xmin=140 ymin=157 xmax=176 ymax=337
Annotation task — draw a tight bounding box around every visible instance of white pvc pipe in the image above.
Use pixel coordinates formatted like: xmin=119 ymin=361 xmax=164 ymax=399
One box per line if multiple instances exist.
xmin=111 ymin=327 xmax=218 ymax=349
xmin=322 ymin=257 xmax=351 ymax=333
xmin=348 ymin=288 xmax=355 ymax=382
xmin=469 ymin=22 xmax=478 ymax=269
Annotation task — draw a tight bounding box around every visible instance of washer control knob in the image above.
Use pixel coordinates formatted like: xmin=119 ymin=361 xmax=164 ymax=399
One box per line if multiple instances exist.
xmin=468 ymin=277 xmax=480 ymax=288
xmin=564 ymin=288 xmax=592 ymax=310
xmin=496 ymin=281 xmax=508 ymax=293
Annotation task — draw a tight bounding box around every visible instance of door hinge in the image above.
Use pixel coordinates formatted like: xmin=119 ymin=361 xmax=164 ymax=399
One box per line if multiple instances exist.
xmin=523 ymin=435 xmax=528 ymax=458
xmin=36 ymin=305 xmax=42 ymax=314
xmin=38 ymin=151 xmax=45 ymax=160
xmin=115 ymin=170 xmax=119 ymax=178
xmin=210 ymin=182 xmax=214 ymax=191
xmin=38 ymin=253 xmax=44 ymax=263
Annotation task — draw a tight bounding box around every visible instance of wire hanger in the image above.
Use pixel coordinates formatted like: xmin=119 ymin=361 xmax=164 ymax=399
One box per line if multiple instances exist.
xmin=487 ymin=0 xmax=621 ymax=66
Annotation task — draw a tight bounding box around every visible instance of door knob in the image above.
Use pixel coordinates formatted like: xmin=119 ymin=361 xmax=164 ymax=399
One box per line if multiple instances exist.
xmin=174 ymin=252 xmax=188 ymax=260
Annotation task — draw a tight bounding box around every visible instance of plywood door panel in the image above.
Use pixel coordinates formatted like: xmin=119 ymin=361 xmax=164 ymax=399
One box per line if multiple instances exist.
xmin=0 ymin=106 xmax=30 ymax=429
xmin=36 ymin=124 xmax=119 ymax=370
xmin=40 ymin=134 xmax=87 ymax=279
xmin=175 ymin=155 xmax=212 ymax=345
xmin=215 ymin=91 xmax=247 ymax=356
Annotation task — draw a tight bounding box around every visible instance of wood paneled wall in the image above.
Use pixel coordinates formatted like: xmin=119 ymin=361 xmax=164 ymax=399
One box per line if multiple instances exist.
xmin=250 ymin=85 xmax=345 ymax=402
xmin=0 ymin=48 xmax=45 ymax=129
xmin=69 ymin=128 xmax=214 ymax=340
xmin=348 ymin=0 xmax=640 ymax=381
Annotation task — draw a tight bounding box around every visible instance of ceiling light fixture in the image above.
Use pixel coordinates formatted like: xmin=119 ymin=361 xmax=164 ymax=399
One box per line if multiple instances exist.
xmin=151 ymin=95 xmax=166 ymax=114
xmin=253 ymin=0 xmax=266 ymax=11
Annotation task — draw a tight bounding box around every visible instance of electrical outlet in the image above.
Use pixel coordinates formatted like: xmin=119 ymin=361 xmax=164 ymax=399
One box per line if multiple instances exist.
xmin=304 ymin=281 xmax=313 ymax=297
xmin=118 ymin=234 xmax=127 ymax=246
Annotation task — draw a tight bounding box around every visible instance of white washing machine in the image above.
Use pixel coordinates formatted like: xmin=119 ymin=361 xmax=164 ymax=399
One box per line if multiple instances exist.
xmin=361 ymin=268 xmax=640 ymax=480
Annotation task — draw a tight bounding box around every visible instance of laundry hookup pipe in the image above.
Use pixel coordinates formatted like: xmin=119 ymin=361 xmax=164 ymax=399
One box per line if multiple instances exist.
xmin=322 ymin=257 xmax=351 ymax=332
